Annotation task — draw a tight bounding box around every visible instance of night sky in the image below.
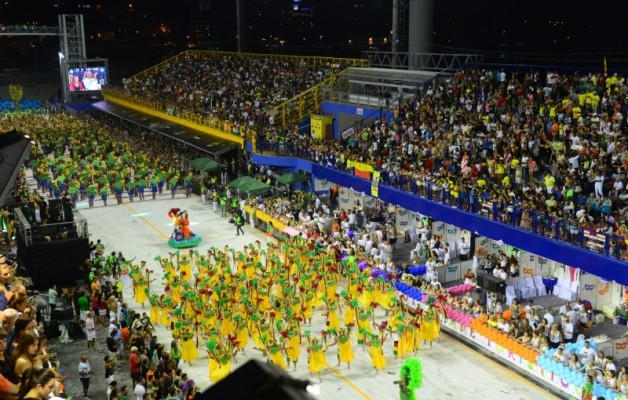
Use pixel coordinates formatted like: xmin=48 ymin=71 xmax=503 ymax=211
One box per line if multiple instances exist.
xmin=0 ymin=0 xmax=627 ymax=74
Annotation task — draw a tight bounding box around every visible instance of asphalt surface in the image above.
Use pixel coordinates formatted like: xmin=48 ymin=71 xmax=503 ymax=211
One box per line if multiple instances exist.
xmin=53 ymin=316 xmax=132 ymax=400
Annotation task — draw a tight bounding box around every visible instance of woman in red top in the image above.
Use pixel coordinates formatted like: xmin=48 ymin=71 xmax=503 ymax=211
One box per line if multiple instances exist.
xmin=339 ymin=210 xmax=347 ymax=222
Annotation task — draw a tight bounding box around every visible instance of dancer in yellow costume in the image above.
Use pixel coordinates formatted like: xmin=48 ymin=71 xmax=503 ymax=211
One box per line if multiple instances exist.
xmin=180 ymin=327 xmax=199 ymax=363
xmin=266 ymin=337 xmax=287 ymax=370
xmin=306 ymin=335 xmax=327 ymax=382
xmin=148 ymin=294 xmax=161 ymax=324
xmin=178 ymin=254 xmax=192 ymax=280
xmin=420 ymin=298 xmax=440 ymax=348
xmin=332 ymin=327 xmax=354 ymax=368
xmin=160 ymin=295 xmax=174 ymax=327
xmin=129 ymin=263 xmax=148 ymax=306
xmin=285 ymin=324 xmax=301 ymax=371
xmin=326 ymin=299 xmax=341 ymax=330
xmin=365 ymin=332 xmax=387 ymax=372
xmin=206 ymin=340 xmax=232 ymax=382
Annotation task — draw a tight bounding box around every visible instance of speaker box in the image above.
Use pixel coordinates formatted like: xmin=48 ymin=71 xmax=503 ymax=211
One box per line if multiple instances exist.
xmin=51 ymin=306 xmax=74 ymax=321
xmin=0 ymin=130 xmax=31 ymax=205
xmin=198 ymin=359 xmax=315 ymax=400
xmin=18 ymin=237 xmax=89 ymax=288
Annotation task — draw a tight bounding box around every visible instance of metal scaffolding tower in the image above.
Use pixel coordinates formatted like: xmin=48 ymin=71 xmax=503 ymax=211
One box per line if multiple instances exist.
xmin=58 ymin=14 xmax=88 ymax=103
xmin=58 ymin=15 xmax=87 ymax=62
xmin=0 ymin=15 xmax=92 ymax=103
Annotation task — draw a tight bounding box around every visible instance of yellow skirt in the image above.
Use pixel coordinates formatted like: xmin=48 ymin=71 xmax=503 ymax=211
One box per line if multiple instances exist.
xmin=328 ymin=310 xmax=340 ymax=330
xmin=221 ymin=318 xmax=236 ymax=337
xmin=181 ymin=338 xmax=198 ymax=362
xmin=209 ymin=359 xmax=231 ymax=382
xmin=135 ymin=284 xmax=147 ymax=304
xmin=420 ymin=320 xmax=439 ymax=342
xmin=252 ymin=330 xmax=266 ymax=350
xmin=271 ymin=350 xmax=287 ymax=369
xmin=369 ymin=346 xmax=386 ymax=370
xmin=236 ymin=327 xmax=249 ymax=350
xmin=179 ymin=264 xmax=192 ymax=279
xmin=343 ymin=308 xmax=356 ymax=326
xmin=160 ymin=307 xmax=171 ymax=326
xmin=286 ymin=336 xmax=301 ymax=362
xmin=338 ymin=340 xmax=355 ymax=364
xmin=308 ymin=350 xmax=326 ymax=373
xmin=150 ymin=305 xmax=160 ymax=324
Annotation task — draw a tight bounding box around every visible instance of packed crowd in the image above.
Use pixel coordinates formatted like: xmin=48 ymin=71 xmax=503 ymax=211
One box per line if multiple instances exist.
xmin=113 ymin=53 xmax=628 ymax=256
xmin=0 ymin=112 xmax=244 ymax=223
xmin=286 ymin=69 xmax=628 ymax=253
xmin=0 ymin=250 xmax=65 ymax=399
xmin=123 ymin=53 xmax=347 ymax=136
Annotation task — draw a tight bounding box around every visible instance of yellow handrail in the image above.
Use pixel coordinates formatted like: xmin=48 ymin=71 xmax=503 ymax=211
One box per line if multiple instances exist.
xmin=108 ymin=51 xmax=369 ymax=144
xmin=124 ymin=50 xmax=194 ymax=87
xmin=102 ymin=86 xmax=248 ymax=146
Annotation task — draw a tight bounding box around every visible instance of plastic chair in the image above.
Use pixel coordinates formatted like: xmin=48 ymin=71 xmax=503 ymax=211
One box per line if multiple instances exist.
xmin=576 ymin=334 xmax=585 ymax=343
xmin=524 ymin=277 xmax=538 ymax=297
xmin=559 ymin=287 xmax=577 ymax=301
xmin=552 ymin=277 xmax=567 ymax=296
xmin=518 ymin=279 xmax=533 ymax=299
xmin=505 ymin=285 xmax=517 ymax=306
xmin=533 ymin=276 xmax=548 ymax=296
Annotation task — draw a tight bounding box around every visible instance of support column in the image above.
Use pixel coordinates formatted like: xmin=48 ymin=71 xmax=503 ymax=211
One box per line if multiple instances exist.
xmin=408 ymin=0 xmax=433 ymax=68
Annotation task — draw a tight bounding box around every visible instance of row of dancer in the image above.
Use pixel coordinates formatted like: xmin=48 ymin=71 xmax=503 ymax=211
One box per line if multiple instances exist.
xmin=127 ymin=238 xmax=444 ymax=382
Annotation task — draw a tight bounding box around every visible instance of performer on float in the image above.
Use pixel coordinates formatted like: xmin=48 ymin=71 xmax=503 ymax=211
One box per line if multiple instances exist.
xmin=167 ymin=208 xmax=202 ymax=248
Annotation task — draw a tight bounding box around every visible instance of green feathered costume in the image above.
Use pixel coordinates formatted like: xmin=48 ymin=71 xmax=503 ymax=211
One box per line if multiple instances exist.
xmin=397 ymin=358 xmax=422 ymax=400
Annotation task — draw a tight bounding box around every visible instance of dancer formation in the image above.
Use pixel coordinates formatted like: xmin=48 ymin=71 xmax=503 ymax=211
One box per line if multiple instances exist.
xmin=127 ymin=236 xmax=439 ymax=391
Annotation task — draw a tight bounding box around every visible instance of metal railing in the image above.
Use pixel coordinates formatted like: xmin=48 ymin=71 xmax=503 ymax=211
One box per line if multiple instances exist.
xmin=101 ymin=87 xmax=251 ymax=144
xmin=266 ymin=75 xmax=337 ymax=130
xmin=107 ymin=51 xmax=370 ymax=142
xmin=0 ymin=25 xmax=59 ymax=36
xmin=362 ymin=51 xmax=483 ymax=70
xmin=13 ymin=208 xmax=32 ymax=247
xmin=125 ymin=50 xmax=369 ymax=87
xmin=250 ymin=141 xmax=628 ymax=262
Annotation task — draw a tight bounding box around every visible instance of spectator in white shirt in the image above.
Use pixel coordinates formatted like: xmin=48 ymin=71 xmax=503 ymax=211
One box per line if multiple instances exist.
xmin=134 ymin=378 xmax=146 ymax=400
xmin=606 ymin=356 xmax=617 ymax=372
xmin=579 ymin=341 xmax=597 ymax=364
xmin=457 ymin=237 xmax=470 ymax=260
xmin=543 ymin=312 xmax=554 ymax=327
xmin=562 ymin=317 xmax=574 ymax=342
xmin=48 ymin=285 xmax=60 ymax=315
xmin=348 ymin=210 xmax=356 ymax=230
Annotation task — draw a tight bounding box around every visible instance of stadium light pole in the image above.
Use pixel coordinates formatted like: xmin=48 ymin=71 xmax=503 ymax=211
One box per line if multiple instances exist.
xmin=58 ymin=52 xmax=66 ymax=102
xmin=392 ymin=0 xmax=399 ymax=54
xmin=236 ymin=0 xmax=242 ymax=53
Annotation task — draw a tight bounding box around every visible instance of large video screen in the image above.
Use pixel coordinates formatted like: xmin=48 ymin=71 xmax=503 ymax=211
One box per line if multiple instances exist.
xmin=67 ymin=66 xmax=107 ymax=92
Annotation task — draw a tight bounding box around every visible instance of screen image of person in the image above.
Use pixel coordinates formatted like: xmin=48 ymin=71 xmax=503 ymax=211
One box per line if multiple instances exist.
xmin=69 ymin=74 xmax=85 ymax=92
xmin=82 ymin=70 xmax=101 ymax=91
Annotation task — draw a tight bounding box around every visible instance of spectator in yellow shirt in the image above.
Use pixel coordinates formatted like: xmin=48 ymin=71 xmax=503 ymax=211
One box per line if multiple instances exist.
xmin=544 ymin=172 xmax=555 ymax=194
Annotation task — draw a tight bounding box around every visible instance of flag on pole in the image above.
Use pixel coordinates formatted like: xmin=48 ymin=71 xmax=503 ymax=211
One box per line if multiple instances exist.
xmin=603 ymin=57 xmax=607 ymax=74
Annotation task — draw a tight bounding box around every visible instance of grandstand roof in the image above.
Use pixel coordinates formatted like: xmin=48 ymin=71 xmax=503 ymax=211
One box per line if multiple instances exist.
xmin=343 ymin=67 xmax=440 ymax=86
xmin=92 ymin=101 xmax=236 ymax=158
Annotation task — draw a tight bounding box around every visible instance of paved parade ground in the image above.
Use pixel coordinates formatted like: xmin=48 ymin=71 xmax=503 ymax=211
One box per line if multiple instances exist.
xmin=50 ymin=188 xmax=561 ymax=400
